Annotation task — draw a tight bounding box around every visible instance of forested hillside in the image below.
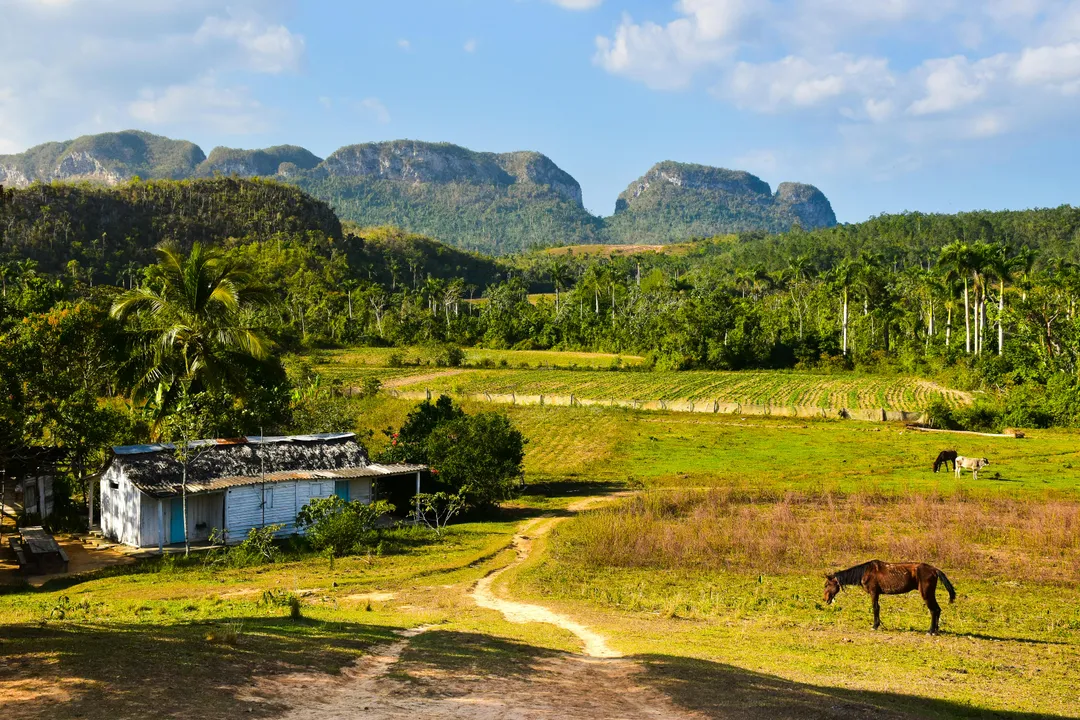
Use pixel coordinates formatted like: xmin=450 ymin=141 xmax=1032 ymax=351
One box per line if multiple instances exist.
xmin=0 ymin=131 xmax=837 ymax=252
xmin=0 ymin=178 xmax=341 ymax=281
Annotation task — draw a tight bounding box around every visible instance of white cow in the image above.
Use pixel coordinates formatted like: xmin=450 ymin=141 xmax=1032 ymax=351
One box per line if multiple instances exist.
xmin=955 ymin=455 xmax=989 ymax=480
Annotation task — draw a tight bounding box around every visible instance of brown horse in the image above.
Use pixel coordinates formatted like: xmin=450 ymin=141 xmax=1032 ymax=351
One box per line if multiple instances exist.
xmin=824 ymin=560 xmax=956 ymax=634
xmin=932 ymin=449 xmax=958 ymax=473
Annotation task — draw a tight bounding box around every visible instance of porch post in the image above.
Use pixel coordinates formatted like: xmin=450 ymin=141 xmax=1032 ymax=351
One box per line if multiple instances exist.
xmin=36 ymin=477 xmax=46 ymax=517
xmin=415 ymin=470 xmax=421 ymax=523
xmin=157 ymin=500 xmax=164 ymax=553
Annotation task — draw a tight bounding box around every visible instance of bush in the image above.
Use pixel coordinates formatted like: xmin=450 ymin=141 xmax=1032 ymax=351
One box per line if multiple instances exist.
xmin=426 ymin=412 xmax=526 ymax=507
xmin=296 ymin=495 xmax=395 ymax=556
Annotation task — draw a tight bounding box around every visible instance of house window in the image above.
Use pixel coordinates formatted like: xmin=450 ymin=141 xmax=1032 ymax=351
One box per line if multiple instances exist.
xmin=267 ymin=487 xmax=274 ymax=509
xmin=109 ymin=479 xmax=119 ymax=490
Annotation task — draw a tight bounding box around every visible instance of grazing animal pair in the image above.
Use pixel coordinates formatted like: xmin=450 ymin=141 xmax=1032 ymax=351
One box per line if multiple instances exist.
xmin=932 ymin=449 xmax=957 ymax=473
xmin=824 ymin=560 xmax=956 ymax=634
xmin=955 ymin=455 xmax=990 ymax=480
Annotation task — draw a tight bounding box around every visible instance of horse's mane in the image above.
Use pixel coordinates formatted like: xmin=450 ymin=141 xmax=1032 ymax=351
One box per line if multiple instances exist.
xmin=833 ymin=561 xmax=875 ymax=586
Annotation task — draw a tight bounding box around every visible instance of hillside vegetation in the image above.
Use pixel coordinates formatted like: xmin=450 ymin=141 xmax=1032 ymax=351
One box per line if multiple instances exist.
xmin=0 ymin=131 xmax=836 ymax=253
xmin=0 ymin=178 xmax=341 ymax=280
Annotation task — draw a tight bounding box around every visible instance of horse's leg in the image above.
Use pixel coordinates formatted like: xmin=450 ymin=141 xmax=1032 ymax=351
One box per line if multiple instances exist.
xmin=871 ymin=590 xmax=881 ymax=630
xmin=922 ymin=578 xmax=941 ymax=635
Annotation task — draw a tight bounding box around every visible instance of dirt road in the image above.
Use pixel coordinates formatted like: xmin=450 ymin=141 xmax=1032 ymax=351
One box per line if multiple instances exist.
xmin=256 ymin=495 xmax=702 ymax=719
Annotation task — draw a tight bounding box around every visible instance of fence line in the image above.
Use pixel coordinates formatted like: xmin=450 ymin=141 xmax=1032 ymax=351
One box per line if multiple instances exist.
xmin=383 ymin=389 xmax=927 ymax=424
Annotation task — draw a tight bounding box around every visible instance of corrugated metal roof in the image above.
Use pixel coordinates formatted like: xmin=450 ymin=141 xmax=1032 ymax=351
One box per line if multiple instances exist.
xmin=112 ymin=433 xmax=356 ymax=456
xmin=148 ymin=463 xmax=426 ymax=496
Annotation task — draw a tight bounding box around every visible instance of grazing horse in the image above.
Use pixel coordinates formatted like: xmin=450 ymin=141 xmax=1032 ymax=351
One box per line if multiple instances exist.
xmin=824 ymin=560 xmax=956 ymax=634
xmin=955 ymin=456 xmax=990 ymax=480
xmin=932 ymin=449 xmax=958 ymax=473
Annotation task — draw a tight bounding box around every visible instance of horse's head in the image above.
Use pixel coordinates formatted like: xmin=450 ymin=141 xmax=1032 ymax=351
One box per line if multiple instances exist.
xmin=823 ymin=574 xmax=841 ymax=604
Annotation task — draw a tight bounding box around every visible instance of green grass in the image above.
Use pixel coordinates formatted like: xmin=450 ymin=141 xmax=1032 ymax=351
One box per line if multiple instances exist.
xmin=313 ymin=346 xmax=644 ymax=372
xmin=5 ymin=397 xmax=1080 ymax=718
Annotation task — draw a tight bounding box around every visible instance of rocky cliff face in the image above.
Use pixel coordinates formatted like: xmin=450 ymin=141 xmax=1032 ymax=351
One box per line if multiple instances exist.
xmin=611 ymin=161 xmax=835 ymax=236
xmin=0 ymin=130 xmax=205 ymax=187
xmin=615 ymin=161 xmax=773 ymax=212
xmin=773 ymin=182 xmax=837 ymax=229
xmin=320 ymin=141 xmax=584 ymax=206
xmin=197 ymin=145 xmax=322 ymax=178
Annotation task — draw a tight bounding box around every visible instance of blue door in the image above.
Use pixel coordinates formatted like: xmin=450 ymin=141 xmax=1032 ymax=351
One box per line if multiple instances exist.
xmin=170 ymin=498 xmax=185 ymax=544
xmin=334 ymin=480 xmax=350 ymax=502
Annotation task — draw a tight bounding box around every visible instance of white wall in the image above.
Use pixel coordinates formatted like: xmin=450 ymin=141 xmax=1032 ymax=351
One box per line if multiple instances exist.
xmin=348 ymin=478 xmax=372 ymax=503
xmin=225 ymin=479 xmax=341 ymax=544
xmin=100 ymin=466 xmax=142 ymax=547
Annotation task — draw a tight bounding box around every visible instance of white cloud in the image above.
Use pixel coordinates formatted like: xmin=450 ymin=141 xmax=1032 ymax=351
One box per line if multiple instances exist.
xmin=356 ymin=97 xmax=391 ymax=125
xmin=397 ymin=39 xmax=412 ymax=51
xmin=907 ymin=55 xmax=1004 ymax=115
xmin=724 ymin=54 xmax=893 ymax=113
xmin=194 ymin=15 xmax=305 ymax=74
xmin=464 ymin=38 xmax=478 ymax=53
xmin=594 ymin=9 xmax=741 ymax=90
xmin=1013 ymin=42 xmax=1080 ymax=92
xmin=128 ymin=74 xmax=265 ymax=134
xmin=0 ymin=1 xmax=305 ymax=151
xmin=548 ymin=0 xmax=603 ymax=9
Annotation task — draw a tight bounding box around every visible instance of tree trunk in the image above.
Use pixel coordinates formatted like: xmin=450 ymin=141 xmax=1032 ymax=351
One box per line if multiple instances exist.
xmin=998 ymin=278 xmax=1005 ymax=355
xmin=946 ymin=304 xmax=952 ymax=347
xmin=555 ymin=285 xmax=560 ymax=314
xmin=842 ymin=289 xmax=849 ymax=355
xmin=964 ymin=278 xmax=971 ymax=353
xmin=182 ymin=457 xmax=190 ymax=557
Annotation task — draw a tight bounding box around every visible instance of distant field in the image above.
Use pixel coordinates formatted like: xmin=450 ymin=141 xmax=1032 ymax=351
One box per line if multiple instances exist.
xmin=313 ymin=347 xmax=645 ymax=373
xmin=386 ymin=368 xmax=969 ymax=412
xmin=540 ymin=242 xmax=705 ymax=257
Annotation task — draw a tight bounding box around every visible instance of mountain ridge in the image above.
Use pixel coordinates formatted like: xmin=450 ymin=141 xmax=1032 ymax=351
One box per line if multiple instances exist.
xmin=0 ymin=130 xmax=836 ymax=252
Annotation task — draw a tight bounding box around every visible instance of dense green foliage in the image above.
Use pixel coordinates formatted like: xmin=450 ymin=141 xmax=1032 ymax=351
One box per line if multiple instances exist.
xmin=295 ymin=495 xmax=396 ymax=556
xmin=379 ymin=396 xmax=526 ymax=508
xmin=294 ymin=176 xmax=603 ymax=254
xmin=0 ymin=178 xmax=342 ymax=279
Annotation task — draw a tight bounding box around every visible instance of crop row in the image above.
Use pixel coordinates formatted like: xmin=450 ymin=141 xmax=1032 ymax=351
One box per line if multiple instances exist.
xmin=388 ymin=369 xmax=966 ymax=412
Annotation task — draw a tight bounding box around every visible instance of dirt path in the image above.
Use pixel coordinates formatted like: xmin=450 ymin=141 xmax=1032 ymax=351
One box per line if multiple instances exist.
xmin=254 ymin=493 xmax=703 ymax=719
xmin=470 ymin=505 xmax=621 ymax=658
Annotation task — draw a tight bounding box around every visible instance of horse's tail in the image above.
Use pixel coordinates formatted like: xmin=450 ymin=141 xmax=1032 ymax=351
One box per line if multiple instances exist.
xmin=937 ymin=569 xmax=956 ymax=603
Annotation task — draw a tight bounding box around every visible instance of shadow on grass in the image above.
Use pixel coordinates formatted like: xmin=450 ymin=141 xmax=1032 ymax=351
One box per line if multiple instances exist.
xmin=0 ymin=616 xmax=401 ymax=720
xmin=0 ymin=623 xmax=1069 ymax=720
xmin=400 ymin=629 xmax=1068 ymax=719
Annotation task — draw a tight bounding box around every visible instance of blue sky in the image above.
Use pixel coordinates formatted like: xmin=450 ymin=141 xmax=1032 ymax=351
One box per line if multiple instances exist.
xmin=3 ymin=0 xmax=1080 ymax=222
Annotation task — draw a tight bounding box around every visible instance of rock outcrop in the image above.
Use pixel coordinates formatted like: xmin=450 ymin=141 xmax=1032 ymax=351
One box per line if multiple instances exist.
xmin=0 ymin=130 xmax=205 ymax=187
xmin=608 ymin=161 xmax=835 ymax=241
xmin=319 ymin=141 xmax=584 ymax=206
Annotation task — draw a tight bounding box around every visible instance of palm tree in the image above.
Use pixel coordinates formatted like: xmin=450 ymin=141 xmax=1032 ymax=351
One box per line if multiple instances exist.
xmin=939 ymin=242 xmax=973 ymax=353
xmin=111 ymin=243 xmax=271 ymax=405
xmin=986 ymin=245 xmax=1014 ymax=356
xmin=111 ymin=243 xmax=271 ymax=555
xmin=549 ymin=260 xmax=572 ymax=314
xmin=829 ymin=258 xmax=858 ymax=355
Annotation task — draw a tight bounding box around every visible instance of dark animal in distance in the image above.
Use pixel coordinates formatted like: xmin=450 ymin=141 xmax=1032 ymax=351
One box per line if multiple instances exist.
xmin=932 ymin=449 xmax=958 ymax=473
xmin=824 ymin=560 xmax=956 ymax=634
xmin=955 ymin=455 xmax=990 ymax=480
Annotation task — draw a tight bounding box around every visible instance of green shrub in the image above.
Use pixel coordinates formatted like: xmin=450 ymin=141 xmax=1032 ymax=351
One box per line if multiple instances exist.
xmin=296 ymin=495 xmax=395 ymax=556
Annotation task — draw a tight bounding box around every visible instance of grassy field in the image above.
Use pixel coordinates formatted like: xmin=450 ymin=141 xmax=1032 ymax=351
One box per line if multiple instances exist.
xmin=3 ymin=395 xmax=1079 ymax=718
xmin=311 ymin=347 xmax=969 ymax=412
xmin=390 ymin=369 xmax=968 ymax=411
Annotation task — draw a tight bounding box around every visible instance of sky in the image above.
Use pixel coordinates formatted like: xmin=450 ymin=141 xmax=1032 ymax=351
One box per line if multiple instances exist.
xmin=2 ymin=0 xmax=1080 ymax=222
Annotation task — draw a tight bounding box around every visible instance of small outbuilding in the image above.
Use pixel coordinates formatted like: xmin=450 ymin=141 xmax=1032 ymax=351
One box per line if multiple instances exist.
xmin=98 ymin=433 xmax=425 ymax=549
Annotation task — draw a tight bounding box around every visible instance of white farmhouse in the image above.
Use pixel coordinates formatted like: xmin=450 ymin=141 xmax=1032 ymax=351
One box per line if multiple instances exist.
xmin=98 ymin=433 xmax=424 ymax=549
